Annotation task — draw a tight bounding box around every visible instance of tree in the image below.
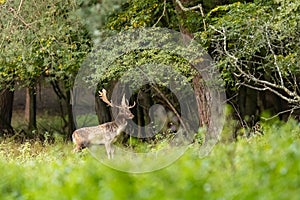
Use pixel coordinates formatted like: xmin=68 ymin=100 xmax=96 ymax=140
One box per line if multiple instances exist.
xmin=79 ymin=0 xmax=226 ymax=143
xmin=0 ymin=0 xmax=90 ymax=137
xmin=173 ymin=0 xmax=213 ymax=134
xmin=197 ymin=1 xmax=300 ymax=121
xmin=93 ymin=0 xmax=300 ymax=140
xmin=29 ymin=0 xmax=91 ymax=138
xmin=0 ymin=88 xmax=14 ymax=136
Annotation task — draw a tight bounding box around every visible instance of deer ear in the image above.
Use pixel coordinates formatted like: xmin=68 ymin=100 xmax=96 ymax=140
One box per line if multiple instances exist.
xmin=121 ymin=94 xmax=126 ymax=106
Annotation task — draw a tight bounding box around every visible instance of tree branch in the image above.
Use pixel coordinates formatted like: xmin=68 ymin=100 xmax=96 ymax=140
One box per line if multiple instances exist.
xmin=239 ymin=82 xmax=299 ymax=104
xmin=175 ymin=0 xmax=202 ymax=11
xmin=8 ymin=7 xmax=29 ymax=27
xmin=265 ymin=28 xmax=284 ymax=87
xmin=151 ymin=84 xmax=189 ymax=133
xmin=209 ymin=25 xmax=300 ymax=106
xmin=174 ymin=0 xmax=206 ymax=31
xmin=135 ymin=66 xmax=189 ymax=132
xmin=153 ymin=0 xmax=166 ymax=27
xmin=17 ymin=0 xmax=24 ymax=13
xmin=261 ymin=106 xmax=300 ymax=121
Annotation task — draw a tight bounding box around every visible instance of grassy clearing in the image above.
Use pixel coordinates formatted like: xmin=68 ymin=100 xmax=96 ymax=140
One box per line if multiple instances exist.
xmin=0 ymin=119 xmax=300 ymax=199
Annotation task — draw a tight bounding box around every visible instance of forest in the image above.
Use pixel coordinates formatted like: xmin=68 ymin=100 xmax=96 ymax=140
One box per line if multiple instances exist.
xmin=0 ymin=0 xmax=300 ymax=199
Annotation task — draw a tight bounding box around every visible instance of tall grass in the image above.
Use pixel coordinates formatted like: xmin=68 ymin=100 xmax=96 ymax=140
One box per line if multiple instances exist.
xmin=0 ymin=119 xmax=300 ymax=199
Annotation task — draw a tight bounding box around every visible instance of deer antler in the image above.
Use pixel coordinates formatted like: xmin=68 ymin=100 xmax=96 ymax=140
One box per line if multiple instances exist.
xmin=121 ymin=94 xmax=136 ymax=108
xmin=99 ymin=89 xmax=136 ymax=109
xmin=98 ymin=89 xmax=114 ymax=107
xmin=128 ymin=101 xmax=136 ymax=108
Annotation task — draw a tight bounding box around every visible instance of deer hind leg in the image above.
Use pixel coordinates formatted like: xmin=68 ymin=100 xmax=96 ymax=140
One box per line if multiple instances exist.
xmin=73 ymin=144 xmax=84 ymax=153
xmin=73 ymin=146 xmax=80 ymax=153
xmin=73 ymin=140 xmax=89 ymax=153
xmin=73 ymin=141 xmax=82 ymax=152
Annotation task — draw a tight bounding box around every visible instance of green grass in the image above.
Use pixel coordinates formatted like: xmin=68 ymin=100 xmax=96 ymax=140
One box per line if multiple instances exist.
xmin=0 ymin=119 xmax=300 ymax=200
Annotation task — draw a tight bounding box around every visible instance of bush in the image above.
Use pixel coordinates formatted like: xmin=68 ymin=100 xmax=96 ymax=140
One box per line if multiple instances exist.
xmin=0 ymin=119 xmax=300 ymax=199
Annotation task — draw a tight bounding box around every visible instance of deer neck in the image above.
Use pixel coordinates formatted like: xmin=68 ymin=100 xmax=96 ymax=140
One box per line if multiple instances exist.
xmin=112 ymin=115 xmax=128 ymax=136
xmin=114 ymin=114 xmax=128 ymax=127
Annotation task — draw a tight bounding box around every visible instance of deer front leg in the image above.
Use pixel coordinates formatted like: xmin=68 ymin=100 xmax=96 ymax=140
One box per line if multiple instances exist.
xmin=110 ymin=145 xmax=115 ymax=159
xmin=104 ymin=142 xmax=112 ymax=159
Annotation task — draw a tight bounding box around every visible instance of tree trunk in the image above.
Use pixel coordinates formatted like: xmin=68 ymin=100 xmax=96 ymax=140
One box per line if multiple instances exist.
xmin=25 ymin=86 xmax=37 ymax=132
xmin=95 ymin=82 xmax=117 ymax=124
xmin=135 ymin=88 xmax=153 ymax=138
xmin=173 ymin=0 xmax=212 ymax=132
xmin=137 ymin=103 xmax=144 ymax=138
xmin=0 ymin=87 xmax=14 ymax=136
xmin=51 ymin=80 xmax=76 ymax=140
xmin=95 ymin=95 xmax=111 ymax=124
xmin=66 ymin=90 xmax=76 ymax=140
xmin=193 ymin=75 xmax=211 ymax=127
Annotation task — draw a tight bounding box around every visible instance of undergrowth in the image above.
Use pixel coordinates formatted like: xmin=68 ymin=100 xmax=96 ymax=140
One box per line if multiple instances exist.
xmin=0 ymin=119 xmax=300 ymax=199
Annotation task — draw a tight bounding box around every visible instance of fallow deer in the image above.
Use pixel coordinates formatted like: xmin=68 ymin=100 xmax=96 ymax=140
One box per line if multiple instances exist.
xmin=72 ymin=89 xmax=135 ymax=159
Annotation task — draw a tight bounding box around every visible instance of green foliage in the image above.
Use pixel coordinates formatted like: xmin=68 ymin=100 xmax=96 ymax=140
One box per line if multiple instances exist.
xmin=97 ymin=49 xmax=194 ymax=87
xmin=0 ymin=119 xmax=300 ymax=199
xmin=197 ymin=1 xmax=300 ymax=97
xmin=11 ymin=112 xmax=68 ymax=140
xmin=116 ymin=131 xmax=177 ymax=153
xmin=79 ymin=27 xmax=209 ymax=101
xmin=106 ymin=0 xmax=178 ymax=30
xmin=76 ymin=0 xmax=125 ymax=35
xmin=0 ymin=0 xmax=90 ymax=90
xmin=105 ymin=0 xmax=256 ymax=33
